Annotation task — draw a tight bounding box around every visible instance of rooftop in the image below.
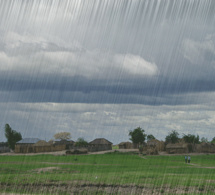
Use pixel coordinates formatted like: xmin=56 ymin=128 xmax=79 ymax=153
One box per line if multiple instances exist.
xmin=16 ymin=138 xmax=41 ymax=144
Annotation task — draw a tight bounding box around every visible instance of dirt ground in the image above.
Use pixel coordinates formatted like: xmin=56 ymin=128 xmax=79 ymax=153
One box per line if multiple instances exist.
xmin=0 ymin=149 xmax=139 ymax=156
xmin=1 ymin=183 xmax=214 ymax=195
xmin=0 ymin=149 xmax=211 ymax=156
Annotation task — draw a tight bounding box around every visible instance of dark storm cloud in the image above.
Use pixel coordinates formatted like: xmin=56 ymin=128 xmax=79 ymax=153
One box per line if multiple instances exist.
xmin=0 ymin=0 xmax=215 ymax=106
xmin=1 ymin=0 xmax=215 ymax=143
xmin=1 ymin=73 xmax=215 ymax=105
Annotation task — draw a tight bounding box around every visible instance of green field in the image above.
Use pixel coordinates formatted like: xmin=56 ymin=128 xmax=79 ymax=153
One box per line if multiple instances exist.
xmin=0 ymin=152 xmax=215 ymax=194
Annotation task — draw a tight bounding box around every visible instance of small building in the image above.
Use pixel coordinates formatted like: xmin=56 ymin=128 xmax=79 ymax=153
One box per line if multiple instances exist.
xmin=194 ymin=143 xmax=215 ymax=153
xmin=15 ymin=138 xmax=70 ymax=153
xmin=88 ymin=138 xmax=112 ymax=152
xmin=0 ymin=142 xmax=10 ymax=153
xmin=15 ymin=138 xmax=41 ymax=153
xmin=166 ymin=143 xmax=188 ymax=154
xmin=147 ymin=139 xmax=165 ymax=151
xmin=53 ymin=139 xmax=75 ymax=149
xmin=118 ymin=142 xmax=133 ymax=149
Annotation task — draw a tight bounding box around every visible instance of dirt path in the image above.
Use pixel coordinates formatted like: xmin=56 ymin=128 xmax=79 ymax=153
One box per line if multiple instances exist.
xmin=0 ymin=149 xmax=139 ymax=156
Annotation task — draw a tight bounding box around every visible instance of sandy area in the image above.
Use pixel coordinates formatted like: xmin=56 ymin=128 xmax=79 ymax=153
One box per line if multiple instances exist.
xmin=0 ymin=149 xmax=139 ymax=156
xmin=0 ymin=149 xmax=212 ymax=156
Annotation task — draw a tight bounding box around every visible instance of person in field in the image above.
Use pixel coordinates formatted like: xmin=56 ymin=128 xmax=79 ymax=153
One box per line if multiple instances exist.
xmin=188 ymin=156 xmax=191 ymax=163
xmin=185 ymin=155 xmax=187 ymax=163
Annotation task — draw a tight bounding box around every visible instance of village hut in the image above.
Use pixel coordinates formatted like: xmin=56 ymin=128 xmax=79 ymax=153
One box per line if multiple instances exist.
xmin=147 ymin=139 xmax=165 ymax=151
xmin=15 ymin=138 xmax=41 ymax=153
xmin=194 ymin=143 xmax=215 ymax=153
xmin=53 ymin=139 xmax=75 ymax=149
xmin=32 ymin=140 xmax=52 ymax=153
xmin=118 ymin=142 xmax=133 ymax=149
xmin=0 ymin=142 xmax=10 ymax=153
xmin=166 ymin=143 xmax=188 ymax=154
xmin=88 ymin=138 xmax=112 ymax=152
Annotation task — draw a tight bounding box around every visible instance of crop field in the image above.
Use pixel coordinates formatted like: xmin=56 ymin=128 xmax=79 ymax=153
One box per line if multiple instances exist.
xmin=0 ymin=152 xmax=215 ymax=194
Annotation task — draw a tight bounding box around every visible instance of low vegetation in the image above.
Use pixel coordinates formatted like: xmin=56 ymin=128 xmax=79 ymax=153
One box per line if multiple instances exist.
xmin=0 ymin=152 xmax=215 ymax=194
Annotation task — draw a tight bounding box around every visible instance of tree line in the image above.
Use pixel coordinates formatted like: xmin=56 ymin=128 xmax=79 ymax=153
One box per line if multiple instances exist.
xmin=4 ymin=124 xmax=215 ymax=151
xmin=3 ymin=124 xmax=88 ymax=150
xmin=129 ymin=127 xmax=215 ymax=145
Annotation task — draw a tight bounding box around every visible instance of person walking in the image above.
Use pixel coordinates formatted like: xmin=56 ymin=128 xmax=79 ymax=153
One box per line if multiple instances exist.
xmin=188 ymin=156 xmax=191 ymax=163
xmin=185 ymin=155 xmax=187 ymax=163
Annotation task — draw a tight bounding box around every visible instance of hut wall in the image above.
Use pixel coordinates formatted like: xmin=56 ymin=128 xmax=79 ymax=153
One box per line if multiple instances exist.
xmin=119 ymin=143 xmax=133 ymax=149
xmin=15 ymin=144 xmax=34 ymax=153
xmin=193 ymin=144 xmax=215 ymax=153
xmin=15 ymin=144 xmax=66 ymax=153
xmin=157 ymin=142 xmax=165 ymax=151
xmin=0 ymin=146 xmax=10 ymax=153
xmin=119 ymin=145 xmax=125 ymax=149
xmin=88 ymin=144 xmax=112 ymax=152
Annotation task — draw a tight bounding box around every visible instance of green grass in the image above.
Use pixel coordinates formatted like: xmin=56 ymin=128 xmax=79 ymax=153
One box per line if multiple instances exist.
xmin=112 ymin=145 xmax=119 ymax=150
xmin=0 ymin=152 xmax=215 ymax=194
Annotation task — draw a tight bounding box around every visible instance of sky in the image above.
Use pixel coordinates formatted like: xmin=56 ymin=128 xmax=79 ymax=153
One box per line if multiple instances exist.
xmin=0 ymin=0 xmax=215 ymax=144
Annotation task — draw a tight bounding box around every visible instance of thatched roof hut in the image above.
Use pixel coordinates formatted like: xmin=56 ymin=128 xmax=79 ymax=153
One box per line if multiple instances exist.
xmin=88 ymin=138 xmax=112 ymax=152
xmin=166 ymin=143 xmax=188 ymax=154
xmin=194 ymin=143 xmax=215 ymax=153
xmin=89 ymin=138 xmax=112 ymax=145
xmin=53 ymin=139 xmax=75 ymax=150
xmin=16 ymin=138 xmax=41 ymax=145
xmin=0 ymin=142 xmax=10 ymax=153
xmin=33 ymin=140 xmax=51 ymax=146
xmin=147 ymin=139 xmax=165 ymax=151
xmin=118 ymin=142 xmax=133 ymax=149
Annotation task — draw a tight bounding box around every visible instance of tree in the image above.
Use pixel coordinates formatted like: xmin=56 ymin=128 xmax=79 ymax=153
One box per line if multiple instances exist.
xmin=182 ymin=134 xmax=200 ymax=144
xmin=147 ymin=134 xmax=156 ymax=142
xmin=75 ymin=137 xmax=88 ymax=147
xmin=201 ymin=137 xmax=208 ymax=143
xmin=5 ymin=124 xmax=22 ymax=150
xmin=54 ymin=132 xmax=71 ymax=140
xmin=165 ymin=130 xmax=179 ymax=144
xmin=129 ymin=127 xmax=146 ymax=145
xmin=211 ymin=137 xmax=215 ymax=143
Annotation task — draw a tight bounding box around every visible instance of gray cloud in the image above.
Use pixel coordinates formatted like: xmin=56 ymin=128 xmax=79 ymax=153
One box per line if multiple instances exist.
xmin=1 ymin=102 xmax=215 ymax=144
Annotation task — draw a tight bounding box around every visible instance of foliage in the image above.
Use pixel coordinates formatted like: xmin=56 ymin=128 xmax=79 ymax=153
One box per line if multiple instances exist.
xmin=54 ymin=132 xmax=71 ymax=140
xmin=147 ymin=134 xmax=155 ymax=142
xmin=165 ymin=130 xmax=180 ymax=144
xmin=211 ymin=137 xmax=215 ymax=144
xmin=182 ymin=134 xmax=200 ymax=144
xmin=129 ymin=127 xmax=146 ymax=144
xmin=75 ymin=137 xmax=88 ymax=147
xmin=201 ymin=137 xmax=209 ymax=143
xmin=4 ymin=124 xmax=22 ymax=150
xmin=112 ymin=145 xmax=119 ymax=150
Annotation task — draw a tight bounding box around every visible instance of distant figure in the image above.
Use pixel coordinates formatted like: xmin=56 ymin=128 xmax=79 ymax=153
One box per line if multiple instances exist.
xmin=185 ymin=156 xmax=187 ymax=163
xmin=188 ymin=156 xmax=191 ymax=163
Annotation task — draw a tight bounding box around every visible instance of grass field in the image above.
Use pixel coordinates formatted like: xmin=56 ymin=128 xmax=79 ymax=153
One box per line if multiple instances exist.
xmin=0 ymin=151 xmax=215 ymax=194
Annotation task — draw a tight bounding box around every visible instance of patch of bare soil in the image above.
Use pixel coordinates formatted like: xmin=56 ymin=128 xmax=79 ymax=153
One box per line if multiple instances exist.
xmin=42 ymin=162 xmax=121 ymax=166
xmin=31 ymin=167 xmax=60 ymax=173
xmin=0 ymin=150 xmax=67 ymax=156
xmin=1 ymin=183 xmax=215 ymax=195
xmin=188 ymin=163 xmax=215 ymax=169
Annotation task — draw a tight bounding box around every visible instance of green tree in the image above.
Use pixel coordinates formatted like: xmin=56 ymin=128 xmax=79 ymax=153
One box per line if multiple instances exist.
xmin=75 ymin=137 xmax=88 ymax=147
xmin=129 ymin=127 xmax=146 ymax=145
xmin=182 ymin=134 xmax=200 ymax=144
xmin=201 ymin=137 xmax=208 ymax=143
xmin=147 ymin=134 xmax=156 ymax=142
xmin=5 ymin=124 xmax=22 ymax=150
xmin=165 ymin=130 xmax=179 ymax=144
xmin=211 ymin=137 xmax=215 ymax=144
